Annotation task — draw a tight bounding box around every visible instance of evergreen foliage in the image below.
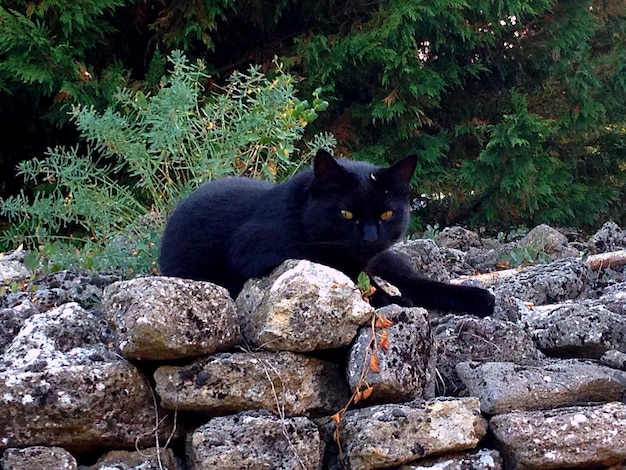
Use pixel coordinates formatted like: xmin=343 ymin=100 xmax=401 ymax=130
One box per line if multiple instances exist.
xmin=0 ymin=0 xmax=625 ymax=240
xmin=0 ymin=52 xmax=332 ymax=274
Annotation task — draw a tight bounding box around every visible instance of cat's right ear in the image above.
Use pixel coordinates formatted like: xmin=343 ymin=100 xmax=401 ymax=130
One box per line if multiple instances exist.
xmin=313 ymin=149 xmax=344 ymax=180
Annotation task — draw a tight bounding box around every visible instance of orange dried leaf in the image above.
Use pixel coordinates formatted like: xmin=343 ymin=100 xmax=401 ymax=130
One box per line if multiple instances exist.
xmin=379 ymin=329 xmax=390 ymax=350
xmin=361 ymin=386 xmax=374 ymax=401
xmin=330 ymin=412 xmax=342 ymax=424
xmin=353 ymin=390 xmax=363 ymax=404
xmin=369 ymin=351 xmax=380 ymax=372
xmin=375 ymin=316 xmax=394 ymax=328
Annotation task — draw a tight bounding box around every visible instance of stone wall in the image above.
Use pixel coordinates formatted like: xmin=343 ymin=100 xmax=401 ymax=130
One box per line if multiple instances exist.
xmin=1 ymin=222 xmax=625 ymax=469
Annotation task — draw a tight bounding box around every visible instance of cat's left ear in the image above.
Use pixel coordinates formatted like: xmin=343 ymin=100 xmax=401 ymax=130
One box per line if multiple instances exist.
xmin=387 ymin=154 xmax=417 ymax=185
xmin=313 ymin=149 xmax=345 ymax=180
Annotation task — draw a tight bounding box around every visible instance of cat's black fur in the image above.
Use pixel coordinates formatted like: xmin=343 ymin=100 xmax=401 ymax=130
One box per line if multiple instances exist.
xmin=159 ymin=150 xmax=495 ymax=316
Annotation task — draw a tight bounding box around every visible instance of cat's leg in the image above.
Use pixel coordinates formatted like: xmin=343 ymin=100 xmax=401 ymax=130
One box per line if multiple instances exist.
xmin=365 ymin=250 xmax=495 ymax=316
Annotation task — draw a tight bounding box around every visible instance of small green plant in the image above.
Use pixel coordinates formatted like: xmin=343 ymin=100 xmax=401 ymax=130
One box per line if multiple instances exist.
xmin=0 ymin=51 xmax=334 ymax=275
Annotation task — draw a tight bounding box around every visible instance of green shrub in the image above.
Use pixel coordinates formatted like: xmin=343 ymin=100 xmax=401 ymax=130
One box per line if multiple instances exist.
xmin=0 ymin=51 xmax=333 ymax=275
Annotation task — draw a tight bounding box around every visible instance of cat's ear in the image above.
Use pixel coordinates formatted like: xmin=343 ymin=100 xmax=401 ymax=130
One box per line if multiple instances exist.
xmin=388 ymin=154 xmax=417 ymax=185
xmin=313 ymin=149 xmax=344 ymax=180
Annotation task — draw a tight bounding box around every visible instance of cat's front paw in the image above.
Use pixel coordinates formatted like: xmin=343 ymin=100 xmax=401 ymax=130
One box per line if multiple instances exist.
xmin=468 ymin=287 xmax=495 ymax=317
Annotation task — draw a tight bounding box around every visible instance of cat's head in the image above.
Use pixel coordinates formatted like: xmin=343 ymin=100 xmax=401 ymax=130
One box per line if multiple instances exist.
xmin=302 ymin=149 xmax=417 ymax=261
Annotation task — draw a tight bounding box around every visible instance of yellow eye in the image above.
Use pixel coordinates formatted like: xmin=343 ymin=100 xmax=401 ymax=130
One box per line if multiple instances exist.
xmin=380 ymin=210 xmax=393 ymax=221
xmin=341 ymin=210 xmax=354 ymax=220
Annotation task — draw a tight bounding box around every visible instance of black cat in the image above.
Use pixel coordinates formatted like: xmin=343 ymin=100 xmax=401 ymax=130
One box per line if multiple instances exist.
xmin=159 ymin=150 xmax=494 ymax=316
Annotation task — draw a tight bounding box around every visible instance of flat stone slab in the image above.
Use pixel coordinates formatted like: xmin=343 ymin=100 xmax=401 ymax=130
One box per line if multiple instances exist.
xmin=186 ymin=410 xmax=321 ymax=470
xmin=154 ymin=350 xmax=349 ymax=417
xmin=490 ymin=401 xmax=626 ymax=469
xmin=457 ymin=360 xmax=625 ymax=415
xmin=335 ymin=398 xmax=487 ymax=469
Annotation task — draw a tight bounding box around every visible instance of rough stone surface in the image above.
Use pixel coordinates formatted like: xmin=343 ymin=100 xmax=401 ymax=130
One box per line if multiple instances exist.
xmin=186 ymin=410 xmax=322 ymax=470
xmin=432 ymin=316 xmax=544 ymax=395
xmin=1 ymin=446 xmax=77 ymax=470
xmin=398 ymin=448 xmax=504 ymax=469
xmin=602 ymin=349 xmax=626 ymax=370
xmin=0 ymin=250 xmax=31 ymax=283
xmin=435 ymin=227 xmax=482 ymax=251
xmin=154 ymin=350 xmax=349 ymax=417
xmin=79 ymin=447 xmax=183 ymax=470
xmin=0 ymin=301 xmax=39 ymax=352
xmin=494 ymin=257 xmax=592 ymax=305
xmin=588 ymin=221 xmax=626 ymax=254
xmin=530 ymin=301 xmax=626 ymax=358
xmin=347 ymin=305 xmax=435 ymax=402
xmin=236 ymin=259 xmax=373 ymax=351
xmin=336 ymin=398 xmax=487 ymax=470
xmin=599 ymin=281 xmax=626 ymax=315
xmin=0 ymin=303 xmax=174 ymax=453
xmin=456 ymin=360 xmax=626 ymax=415
xmin=390 ymin=239 xmax=451 ymax=282
xmin=517 ymin=224 xmax=579 ymax=260
xmin=2 ymin=270 xmax=120 ymax=312
xmin=103 ymin=276 xmax=241 ymax=360
xmin=490 ymin=402 xmax=626 ymax=469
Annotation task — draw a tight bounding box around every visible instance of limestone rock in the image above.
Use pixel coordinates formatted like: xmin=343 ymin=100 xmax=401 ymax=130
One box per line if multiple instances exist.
xmin=588 ymin=221 xmax=626 ymax=254
xmin=390 ymin=239 xmax=451 ymax=282
xmin=598 ymin=281 xmax=626 ymax=315
xmin=530 ymin=302 xmax=626 ymax=358
xmin=347 ymin=305 xmax=435 ymax=403
xmin=456 ymin=360 xmax=626 ymax=415
xmin=399 ymin=448 xmax=504 ymax=470
xmin=236 ymin=260 xmax=373 ymax=352
xmin=494 ymin=257 xmax=592 ymax=305
xmin=490 ymin=402 xmax=626 ymax=469
xmin=103 ymin=276 xmax=241 ymax=360
xmin=154 ymin=350 xmax=349 ymax=417
xmin=186 ymin=410 xmax=322 ymax=470
xmin=1 ymin=446 xmax=77 ymax=470
xmin=0 ymin=250 xmax=30 ymax=283
xmin=335 ymin=398 xmax=487 ymax=469
xmin=601 ymin=349 xmax=626 ymax=370
xmin=0 ymin=302 xmax=174 ymax=453
xmin=517 ymin=224 xmax=579 ymax=260
xmin=432 ymin=315 xmax=544 ymax=395
xmin=435 ymin=227 xmax=482 ymax=251
xmin=0 ymin=301 xmax=38 ymax=352
xmin=79 ymin=447 xmax=183 ymax=470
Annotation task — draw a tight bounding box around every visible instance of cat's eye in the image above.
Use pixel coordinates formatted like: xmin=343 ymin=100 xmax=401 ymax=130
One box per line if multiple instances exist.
xmin=340 ymin=210 xmax=354 ymax=220
xmin=380 ymin=210 xmax=394 ymax=221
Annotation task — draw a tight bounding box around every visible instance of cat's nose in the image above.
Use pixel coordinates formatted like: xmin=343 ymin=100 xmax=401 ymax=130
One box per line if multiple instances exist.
xmin=363 ymin=223 xmax=378 ymax=243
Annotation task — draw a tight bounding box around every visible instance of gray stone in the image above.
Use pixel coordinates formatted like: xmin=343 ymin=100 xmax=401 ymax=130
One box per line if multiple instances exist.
xmin=598 ymin=281 xmax=626 ymax=315
xmin=601 ymin=349 xmax=626 ymax=370
xmin=465 ymin=247 xmax=500 ymax=273
xmin=335 ymin=398 xmax=487 ymax=469
xmin=347 ymin=305 xmax=435 ymax=403
xmin=79 ymin=447 xmax=183 ymax=470
xmin=435 ymin=227 xmax=482 ymax=251
xmin=0 ymin=250 xmax=31 ymax=283
xmin=432 ymin=315 xmax=544 ymax=395
xmin=390 ymin=239 xmax=450 ymax=282
xmin=399 ymin=448 xmax=504 ymax=470
xmin=530 ymin=302 xmax=626 ymax=358
xmin=186 ymin=410 xmax=322 ymax=470
xmin=235 ymin=260 xmax=373 ymax=352
xmin=588 ymin=221 xmax=625 ymax=254
xmin=490 ymin=402 xmax=626 ymax=469
xmin=0 ymin=301 xmax=38 ymax=352
xmin=0 ymin=303 xmax=174 ymax=453
xmin=494 ymin=257 xmax=592 ymax=305
xmin=518 ymin=224 xmax=579 ymax=260
xmin=103 ymin=276 xmax=241 ymax=360
xmin=1 ymin=446 xmax=77 ymax=470
xmin=154 ymin=350 xmax=349 ymax=417
xmin=456 ymin=360 xmax=625 ymax=415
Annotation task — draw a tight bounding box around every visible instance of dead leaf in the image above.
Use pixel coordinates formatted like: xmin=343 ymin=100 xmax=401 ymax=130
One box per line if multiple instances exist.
xmin=379 ymin=329 xmax=389 ymax=350
xmin=369 ymin=351 xmax=380 ymax=372
xmin=330 ymin=412 xmax=342 ymax=424
xmin=375 ymin=316 xmax=394 ymax=328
